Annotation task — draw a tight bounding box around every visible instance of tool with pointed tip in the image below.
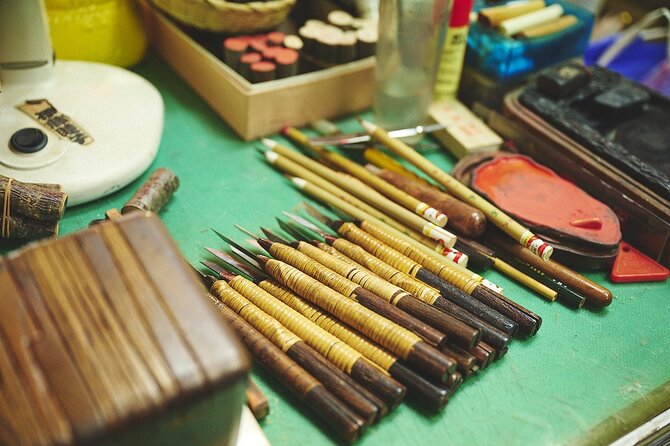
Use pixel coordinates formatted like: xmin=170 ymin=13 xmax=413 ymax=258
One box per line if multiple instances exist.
xmin=276 ymin=218 xmax=318 ymax=242
xmin=204 ymin=246 xmax=268 ymax=281
xmin=234 ymin=224 xmax=259 ymax=239
xmin=211 ymin=229 xmax=262 ymax=268
xmin=286 ymin=215 xmax=512 ymax=352
xmin=193 ymin=265 xmax=368 ymax=437
xmin=262 ymin=140 xmax=458 ymax=248
xmin=358 ymin=118 xmax=554 ymax=261
xmin=212 ymin=273 xmax=401 ymax=419
xmin=204 ymin=280 xmax=367 ymax=442
xmin=302 ymin=201 xmax=493 ymax=291
xmin=273 ymin=235 xmax=482 ymax=350
xmin=219 ymin=229 xmax=453 ymax=351
xmin=255 ymin=236 xmax=452 ymax=350
xmin=261 ymin=226 xmax=291 ymax=244
xmin=305 ymin=205 xmax=542 ymax=336
xmin=255 ymin=254 xmax=457 ymax=382
xmin=336 ymin=220 xmax=543 ymax=337
xmin=284 ymin=210 xmax=332 ymax=235
xmin=282 ymin=126 xmax=450 ymax=228
xmin=202 ymin=257 xmax=454 ymax=410
xmin=300 ymin=207 xmax=529 ymax=335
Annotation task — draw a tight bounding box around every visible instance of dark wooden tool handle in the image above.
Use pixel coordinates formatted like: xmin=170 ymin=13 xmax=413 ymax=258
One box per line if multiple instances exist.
xmin=287 ymin=341 xmax=381 ymax=425
xmin=406 ymin=341 xmax=456 ymax=383
xmin=486 ymin=231 xmax=612 ymax=307
xmin=416 ymin=268 xmax=518 ymax=337
xmin=303 ymin=385 xmax=365 ymax=443
xmin=388 ymin=361 xmax=450 ymax=412
xmin=355 ymin=288 xmax=449 ymax=350
xmin=395 ymin=294 xmax=481 ymax=350
xmin=378 ymin=169 xmax=487 ymax=238
xmin=472 ymin=285 xmax=541 ymax=337
xmin=471 ymin=342 xmax=494 ymax=369
xmin=351 ymin=359 xmax=406 ymax=411
xmin=216 ymin=303 xmax=365 ymax=441
xmin=245 ymin=378 xmax=269 ymax=420
xmin=430 ymin=296 xmax=511 ymax=352
xmin=454 ymin=238 xmax=495 ymax=271
xmin=442 ymin=345 xmax=477 ymax=374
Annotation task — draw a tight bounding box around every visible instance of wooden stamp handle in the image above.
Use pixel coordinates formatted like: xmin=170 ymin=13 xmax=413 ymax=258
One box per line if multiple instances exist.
xmin=122 ymin=168 xmax=179 ymax=214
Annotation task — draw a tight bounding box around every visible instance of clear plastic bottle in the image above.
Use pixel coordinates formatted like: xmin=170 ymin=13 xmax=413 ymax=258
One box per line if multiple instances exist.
xmin=373 ymin=0 xmax=450 ymax=132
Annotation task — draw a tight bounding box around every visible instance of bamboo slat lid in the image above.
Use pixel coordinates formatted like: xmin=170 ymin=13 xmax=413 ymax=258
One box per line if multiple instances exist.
xmin=0 ymin=212 xmax=249 ymax=445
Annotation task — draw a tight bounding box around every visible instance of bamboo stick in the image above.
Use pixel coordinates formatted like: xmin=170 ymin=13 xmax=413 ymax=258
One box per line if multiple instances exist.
xmin=359 ymin=119 xmax=554 ymax=261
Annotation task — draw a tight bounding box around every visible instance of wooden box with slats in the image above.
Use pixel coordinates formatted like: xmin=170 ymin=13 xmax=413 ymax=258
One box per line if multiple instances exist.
xmin=0 ymin=212 xmax=249 ymax=445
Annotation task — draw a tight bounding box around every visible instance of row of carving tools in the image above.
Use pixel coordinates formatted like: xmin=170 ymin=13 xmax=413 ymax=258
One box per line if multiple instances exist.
xmin=260 ymin=123 xmax=611 ymax=309
xmin=197 ymin=201 xmax=541 ymax=441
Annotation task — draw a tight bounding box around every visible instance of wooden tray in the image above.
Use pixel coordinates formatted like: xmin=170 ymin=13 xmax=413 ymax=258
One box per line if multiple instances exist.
xmin=138 ymin=0 xmax=375 ymax=141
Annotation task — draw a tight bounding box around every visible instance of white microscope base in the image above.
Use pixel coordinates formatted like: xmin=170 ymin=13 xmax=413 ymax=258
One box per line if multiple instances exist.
xmin=0 ymin=60 xmax=163 ymax=206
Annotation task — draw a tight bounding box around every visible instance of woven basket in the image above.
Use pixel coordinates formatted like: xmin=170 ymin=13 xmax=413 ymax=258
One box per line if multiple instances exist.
xmin=151 ymin=0 xmax=296 ymax=33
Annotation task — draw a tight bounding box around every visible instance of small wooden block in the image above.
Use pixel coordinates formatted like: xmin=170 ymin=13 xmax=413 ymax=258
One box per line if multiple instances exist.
xmin=0 ymin=213 xmax=250 ymax=446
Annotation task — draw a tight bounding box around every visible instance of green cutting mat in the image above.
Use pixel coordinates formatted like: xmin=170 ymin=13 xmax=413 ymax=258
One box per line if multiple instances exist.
xmin=26 ymin=53 xmax=670 ymax=446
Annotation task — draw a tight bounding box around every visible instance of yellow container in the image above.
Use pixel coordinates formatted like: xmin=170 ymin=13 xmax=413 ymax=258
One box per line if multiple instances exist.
xmin=46 ymin=0 xmax=147 ymax=67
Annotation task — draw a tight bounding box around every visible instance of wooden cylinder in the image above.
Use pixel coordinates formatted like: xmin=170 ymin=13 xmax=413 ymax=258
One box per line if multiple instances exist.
xmin=518 ymin=14 xmax=577 ymax=38
xmin=250 ymin=61 xmax=277 ymax=83
xmin=337 ymin=31 xmax=358 ymax=63
xmin=0 ymin=214 xmax=58 ymax=240
xmin=355 ymin=27 xmax=377 ymax=58
xmin=375 ymin=168 xmax=487 ymax=238
xmin=223 ymin=37 xmax=248 ymax=71
xmin=121 ymin=168 xmax=179 ymax=215
xmin=283 ymin=34 xmax=304 ymax=52
xmin=0 ymin=175 xmax=67 ymax=222
xmin=266 ymin=31 xmax=285 ymax=46
xmin=328 ymin=10 xmax=354 ymax=29
xmin=499 ymin=4 xmax=564 ymax=37
xmin=246 ymin=378 xmax=269 ymax=420
xmin=239 ymin=52 xmax=262 ymax=80
xmin=275 ymin=48 xmax=299 ymax=79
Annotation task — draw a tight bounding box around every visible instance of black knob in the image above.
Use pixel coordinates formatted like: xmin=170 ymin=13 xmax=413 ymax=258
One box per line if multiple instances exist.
xmin=9 ymin=128 xmax=48 ymax=153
